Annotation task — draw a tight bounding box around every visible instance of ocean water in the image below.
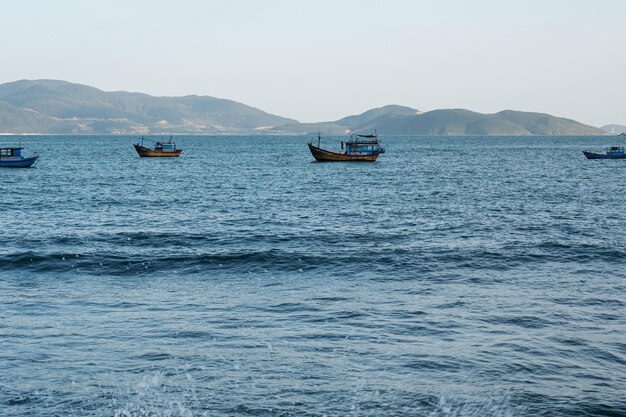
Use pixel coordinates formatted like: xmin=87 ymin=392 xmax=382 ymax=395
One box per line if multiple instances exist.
xmin=0 ymin=135 xmax=625 ymax=417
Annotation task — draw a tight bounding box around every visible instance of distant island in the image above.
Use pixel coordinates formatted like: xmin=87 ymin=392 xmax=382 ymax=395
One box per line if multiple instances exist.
xmin=601 ymin=124 xmax=626 ymax=135
xmin=269 ymin=106 xmax=605 ymax=136
xmin=0 ymin=79 xmax=608 ymax=136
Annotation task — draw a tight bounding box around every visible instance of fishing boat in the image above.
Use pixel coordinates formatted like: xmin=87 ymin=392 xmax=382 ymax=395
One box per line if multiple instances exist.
xmin=134 ymin=136 xmax=182 ymax=157
xmin=582 ymin=146 xmax=626 ymax=159
xmin=308 ymin=132 xmax=385 ymax=162
xmin=0 ymin=146 xmax=38 ymax=168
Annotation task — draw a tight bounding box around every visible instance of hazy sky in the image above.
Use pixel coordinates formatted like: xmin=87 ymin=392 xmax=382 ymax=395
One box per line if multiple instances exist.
xmin=1 ymin=0 xmax=624 ymax=125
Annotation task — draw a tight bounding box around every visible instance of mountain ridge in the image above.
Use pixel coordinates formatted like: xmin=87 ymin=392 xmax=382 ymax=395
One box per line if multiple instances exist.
xmin=270 ymin=107 xmax=604 ymax=136
xmin=0 ymin=79 xmax=606 ymax=136
xmin=0 ymin=79 xmax=297 ymax=134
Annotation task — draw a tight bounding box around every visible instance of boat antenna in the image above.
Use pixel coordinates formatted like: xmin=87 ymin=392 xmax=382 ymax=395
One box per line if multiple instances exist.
xmin=318 ymin=132 xmax=321 ymax=148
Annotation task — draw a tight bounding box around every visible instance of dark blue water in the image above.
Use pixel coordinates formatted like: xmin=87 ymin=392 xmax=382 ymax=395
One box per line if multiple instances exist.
xmin=1 ymin=135 xmax=625 ymax=417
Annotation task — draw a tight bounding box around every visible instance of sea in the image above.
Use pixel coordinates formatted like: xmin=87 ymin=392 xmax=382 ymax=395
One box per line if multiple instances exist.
xmin=0 ymin=135 xmax=624 ymax=417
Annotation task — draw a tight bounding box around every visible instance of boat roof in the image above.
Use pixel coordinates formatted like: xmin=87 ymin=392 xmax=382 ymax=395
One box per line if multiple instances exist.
xmin=346 ymin=141 xmax=380 ymax=145
xmin=348 ymin=132 xmax=379 ymax=143
xmin=0 ymin=147 xmax=23 ymax=150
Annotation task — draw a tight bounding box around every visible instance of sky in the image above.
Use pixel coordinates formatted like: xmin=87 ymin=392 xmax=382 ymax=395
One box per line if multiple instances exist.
xmin=1 ymin=0 xmax=625 ymax=126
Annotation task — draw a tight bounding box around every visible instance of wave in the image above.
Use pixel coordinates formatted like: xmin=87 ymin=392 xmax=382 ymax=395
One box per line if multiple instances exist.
xmin=2 ymin=236 xmax=625 ymax=277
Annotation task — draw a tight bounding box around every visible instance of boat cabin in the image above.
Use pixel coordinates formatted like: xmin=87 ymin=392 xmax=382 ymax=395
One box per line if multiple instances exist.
xmin=0 ymin=147 xmax=23 ymax=158
xmin=345 ymin=141 xmax=380 ymax=155
xmin=155 ymin=142 xmax=177 ymax=152
xmin=344 ymin=134 xmax=384 ymax=155
xmin=607 ymin=146 xmax=624 ymax=155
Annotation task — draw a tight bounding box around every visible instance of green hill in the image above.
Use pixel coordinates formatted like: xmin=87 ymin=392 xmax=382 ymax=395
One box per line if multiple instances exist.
xmin=0 ymin=101 xmax=75 ymax=133
xmin=335 ymin=105 xmax=418 ymax=128
xmin=272 ymin=107 xmax=604 ymax=136
xmin=0 ymin=79 xmax=297 ymax=134
xmin=268 ymin=104 xmax=420 ymax=135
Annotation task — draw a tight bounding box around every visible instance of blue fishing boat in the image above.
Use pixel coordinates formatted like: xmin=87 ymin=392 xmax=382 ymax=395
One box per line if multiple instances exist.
xmin=582 ymin=146 xmax=626 ymax=159
xmin=0 ymin=146 xmax=38 ymax=168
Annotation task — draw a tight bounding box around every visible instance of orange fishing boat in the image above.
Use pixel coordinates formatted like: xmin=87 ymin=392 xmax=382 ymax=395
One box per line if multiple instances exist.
xmin=134 ymin=137 xmax=182 ymax=157
xmin=307 ymin=132 xmax=384 ymax=162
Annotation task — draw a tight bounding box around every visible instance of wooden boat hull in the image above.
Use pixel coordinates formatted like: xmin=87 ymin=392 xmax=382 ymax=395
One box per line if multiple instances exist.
xmin=308 ymin=143 xmax=380 ymax=162
xmin=134 ymin=144 xmax=182 ymax=157
xmin=0 ymin=156 xmax=38 ymax=167
xmin=583 ymin=151 xmax=626 ymax=159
